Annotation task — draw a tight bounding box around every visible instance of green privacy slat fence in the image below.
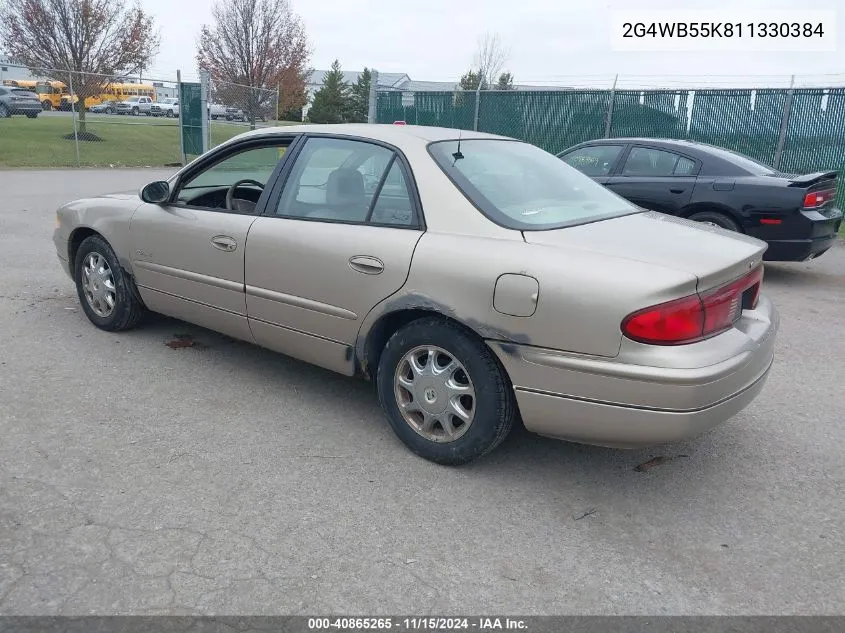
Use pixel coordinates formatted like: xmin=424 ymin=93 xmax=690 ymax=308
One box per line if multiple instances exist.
xmin=376 ymin=86 xmax=845 ymax=208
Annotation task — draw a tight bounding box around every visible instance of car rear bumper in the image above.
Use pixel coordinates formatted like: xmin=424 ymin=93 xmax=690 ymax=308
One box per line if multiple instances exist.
xmin=9 ymin=103 xmax=42 ymax=114
xmin=762 ymin=234 xmax=838 ymax=261
xmin=488 ymin=294 xmax=778 ymax=448
xmin=749 ymin=207 xmax=842 ymax=262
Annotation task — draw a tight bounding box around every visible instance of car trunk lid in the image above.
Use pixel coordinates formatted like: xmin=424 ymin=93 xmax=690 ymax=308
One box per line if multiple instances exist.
xmin=523 ymin=211 xmax=767 ymax=293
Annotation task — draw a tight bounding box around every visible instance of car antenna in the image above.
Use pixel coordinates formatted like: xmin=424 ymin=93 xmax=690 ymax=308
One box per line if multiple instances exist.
xmin=452 ymin=129 xmax=464 ymax=162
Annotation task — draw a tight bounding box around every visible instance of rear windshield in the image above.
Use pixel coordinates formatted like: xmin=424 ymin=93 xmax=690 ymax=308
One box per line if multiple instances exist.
xmin=704 ymin=145 xmax=775 ymax=175
xmin=428 ymin=139 xmax=640 ymax=230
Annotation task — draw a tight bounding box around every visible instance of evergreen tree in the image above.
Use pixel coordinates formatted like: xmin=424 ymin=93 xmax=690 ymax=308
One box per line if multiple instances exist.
xmin=495 ymin=72 xmax=514 ymax=90
xmin=458 ymin=69 xmax=487 ymax=91
xmin=308 ymin=59 xmax=349 ymax=123
xmin=349 ymin=67 xmax=372 ymax=123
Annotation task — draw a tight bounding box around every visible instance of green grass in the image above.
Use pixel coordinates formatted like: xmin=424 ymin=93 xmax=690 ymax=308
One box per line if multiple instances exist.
xmin=0 ymin=115 xmax=301 ymax=168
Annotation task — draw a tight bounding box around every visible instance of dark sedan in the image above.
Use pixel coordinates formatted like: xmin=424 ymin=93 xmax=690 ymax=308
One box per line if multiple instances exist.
xmin=558 ymin=138 xmax=842 ymax=262
xmin=0 ymin=86 xmax=42 ymax=118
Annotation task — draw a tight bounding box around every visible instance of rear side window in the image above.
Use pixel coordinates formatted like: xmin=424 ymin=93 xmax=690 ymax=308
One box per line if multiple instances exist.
xmin=560 ymin=145 xmax=624 ymax=176
xmin=622 ymin=147 xmax=685 ymax=177
xmin=675 ymin=156 xmax=697 ymax=175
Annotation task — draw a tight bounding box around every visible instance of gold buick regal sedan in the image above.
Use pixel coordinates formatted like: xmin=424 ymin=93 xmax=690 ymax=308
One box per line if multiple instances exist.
xmin=54 ymin=124 xmax=779 ymax=465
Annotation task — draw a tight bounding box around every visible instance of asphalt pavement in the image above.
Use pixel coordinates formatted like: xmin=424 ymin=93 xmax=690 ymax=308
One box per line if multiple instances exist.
xmin=0 ymin=169 xmax=843 ymax=615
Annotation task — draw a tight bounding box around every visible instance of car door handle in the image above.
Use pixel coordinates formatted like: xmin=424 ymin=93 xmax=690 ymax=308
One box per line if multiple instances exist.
xmin=670 ymin=188 xmax=685 ymax=194
xmin=348 ymin=256 xmax=384 ymax=275
xmin=211 ymin=235 xmax=237 ymax=252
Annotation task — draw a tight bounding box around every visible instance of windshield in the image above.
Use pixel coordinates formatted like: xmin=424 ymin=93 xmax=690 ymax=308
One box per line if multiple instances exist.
xmin=428 ymin=139 xmax=640 ymax=230
xmin=125 ymin=96 xmax=140 ymax=102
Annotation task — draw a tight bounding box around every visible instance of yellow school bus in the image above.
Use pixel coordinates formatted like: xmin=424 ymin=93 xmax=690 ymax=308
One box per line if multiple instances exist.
xmin=60 ymin=82 xmax=157 ymax=110
xmin=2 ymin=79 xmax=73 ymax=110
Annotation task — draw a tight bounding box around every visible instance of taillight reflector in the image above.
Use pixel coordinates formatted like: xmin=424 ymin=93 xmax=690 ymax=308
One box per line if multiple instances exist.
xmin=760 ymin=218 xmax=782 ymax=225
xmin=622 ymin=266 xmax=763 ymax=345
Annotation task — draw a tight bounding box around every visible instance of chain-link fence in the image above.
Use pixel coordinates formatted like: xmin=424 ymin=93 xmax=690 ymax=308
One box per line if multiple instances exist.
xmin=374 ymin=81 xmax=845 ymax=207
xmin=0 ymin=64 xmax=284 ymax=168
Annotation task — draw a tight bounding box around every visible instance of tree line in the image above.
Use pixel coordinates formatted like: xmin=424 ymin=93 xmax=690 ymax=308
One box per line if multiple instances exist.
xmin=0 ymin=0 xmax=513 ymax=132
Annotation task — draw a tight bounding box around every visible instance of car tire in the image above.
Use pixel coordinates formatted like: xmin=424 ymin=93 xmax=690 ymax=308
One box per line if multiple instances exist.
xmin=74 ymin=235 xmax=146 ymax=332
xmin=131 ymin=106 xmax=139 ymax=116
xmin=26 ymin=112 xmax=38 ymax=118
xmin=376 ymin=316 xmax=516 ymax=465
xmin=106 ymin=107 xmax=114 ymax=115
xmin=688 ymin=211 xmax=741 ymax=232
xmin=41 ymin=100 xmax=52 ymax=111
xmin=166 ymin=109 xmax=174 ymax=118
xmin=0 ymin=104 xmax=9 ymax=118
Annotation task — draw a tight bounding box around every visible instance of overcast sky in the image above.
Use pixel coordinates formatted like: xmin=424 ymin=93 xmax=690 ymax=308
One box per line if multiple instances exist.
xmin=142 ymin=0 xmax=844 ymax=88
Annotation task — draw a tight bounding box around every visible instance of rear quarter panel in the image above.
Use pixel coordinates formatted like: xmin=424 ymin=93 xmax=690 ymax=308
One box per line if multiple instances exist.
xmin=688 ymin=177 xmax=802 ymax=222
xmin=357 ymin=231 xmax=699 ymax=361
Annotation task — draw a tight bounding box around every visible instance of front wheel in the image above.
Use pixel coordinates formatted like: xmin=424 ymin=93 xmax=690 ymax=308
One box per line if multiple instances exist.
xmin=41 ymin=101 xmax=52 ymax=111
xmin=131 ymin=107 xmax=139 ymax=116
xmin=0 ymin=104 xmax=9 ymax=118
xmin=688 ymin=210 xmax=741 ymax=232
xmin=166 ymin=109 xmax=174 ymax=118
xmin=376 ymin=317 xmax=516 ymax=465
xmin=74 ymin=235 xmax=146 ymax=331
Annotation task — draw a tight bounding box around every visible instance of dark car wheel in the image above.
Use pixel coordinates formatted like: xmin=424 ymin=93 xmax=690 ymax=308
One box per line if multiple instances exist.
xmin=688 ymin=211 xmax=741 ymax=232
xmin=0 ymin=104 xmax=10 ymax=118
xmin=74 ymin=235 xmax=146 ymax=332
xmin=131 ymin=106 xmax=139 ymax=116
xmin=106 ymin=107 xmax=115 ymax=114
xmin=26 ymin=112 xmax=38 ymax=118
xmin=376 ymin=317 xmax=516 ymax=465
xmin=41 ymin=100 xmax=52 ymax=111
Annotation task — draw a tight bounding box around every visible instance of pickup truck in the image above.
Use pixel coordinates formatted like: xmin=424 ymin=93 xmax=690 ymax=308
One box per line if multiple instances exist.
xmin=150 ymin=98 xmax=179 ymax=118
xmin=116 ymin=96 xmax=153 ymax=116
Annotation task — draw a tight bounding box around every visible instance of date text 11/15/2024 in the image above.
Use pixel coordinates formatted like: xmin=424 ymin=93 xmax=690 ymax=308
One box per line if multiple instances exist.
xmin=308 ymin=618 xmax=528 ymax=630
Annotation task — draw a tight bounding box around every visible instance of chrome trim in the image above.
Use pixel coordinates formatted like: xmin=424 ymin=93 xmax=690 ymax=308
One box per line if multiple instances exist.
xmin=132 ymin=260 xmax=244 ymax=293
xmin=245 ymin=285 xmax=358 ymax=320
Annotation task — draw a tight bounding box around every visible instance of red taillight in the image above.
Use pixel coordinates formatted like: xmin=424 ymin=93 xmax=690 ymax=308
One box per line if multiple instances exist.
xmin=803 ymin=189 xmax=835 ymax=209
xmin=759 ymin=218 xmax=782 ymax=225
xmin=622 ymin=266 xmax=763 ymax=345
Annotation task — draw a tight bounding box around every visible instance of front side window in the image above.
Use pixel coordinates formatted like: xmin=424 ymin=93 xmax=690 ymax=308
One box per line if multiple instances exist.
xmin=428 ymin=139 xmax=638 ymax=231
xmin=174 ymin=142 xmax=289 ymax=210
xmin=560 ymin=144 xmax=625 ymax=176
xmin=275 ymin=137 xmax=417 ymax=226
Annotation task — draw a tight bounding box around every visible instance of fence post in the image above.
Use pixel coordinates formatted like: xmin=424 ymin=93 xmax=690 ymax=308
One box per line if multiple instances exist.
xmin=773 ymin=75 xmax=795 ymax=171
xmin=200 ymin=70 xmax=210 ymax=152
xmin=473 ymin=82 xmax=482 ymax=131
xmin=67 ymin=70 xmax=81 ymax=167
xmin=604 ymin=74 xmax=618 ymax=138
xmin=277 ymin=82 xmax=281 ymax=121
xmin=177 ymin=70 xmax=186 ymax=165
xmin=367 ymin=69 xmax=379 ymax=123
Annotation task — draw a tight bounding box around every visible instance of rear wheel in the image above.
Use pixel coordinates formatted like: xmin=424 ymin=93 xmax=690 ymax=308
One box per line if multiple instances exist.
xmin=376 ymin=317 xmax=516 ymax=465
xmin=74 ymin=235 xmax=146 ymax=331
xmin=688 ymin=210 xmax=741 ymax=232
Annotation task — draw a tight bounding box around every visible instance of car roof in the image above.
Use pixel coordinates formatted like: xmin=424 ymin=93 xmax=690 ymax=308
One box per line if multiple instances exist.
xmin=566 ymin=137 xmax=735 ymax=154
xmin=230 ymin=123 xmax=513 ymax=149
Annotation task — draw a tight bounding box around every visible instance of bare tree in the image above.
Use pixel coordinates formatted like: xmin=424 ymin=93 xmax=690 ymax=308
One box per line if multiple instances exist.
xmin=474 ymin=32 xmax=510 ymax=89
xmin=0 ymin=0 xmax=159 ymax=135
xmin=197 ymin=0 xmax=310 ymax=127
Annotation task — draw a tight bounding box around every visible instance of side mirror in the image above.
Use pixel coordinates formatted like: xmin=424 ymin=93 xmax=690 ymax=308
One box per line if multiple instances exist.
xmin=141 ymin=181 xmax=170 ymax=204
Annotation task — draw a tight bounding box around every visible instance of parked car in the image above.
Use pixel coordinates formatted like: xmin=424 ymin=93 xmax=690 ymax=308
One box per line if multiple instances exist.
xmin=151 ymin=97 xmax=179 ymax=118
xmin=89 ymin=100 xmax=119 ymax=114
xmin=0 ymin=86 xmax=42 ymax=118
xmin=53 ymin=124 xmax=778 ymax=465
xmin=208 ymin=103 xmax=229 ymax=120
xmin=115 ymin=95 xmax=154 ymax=116
xmin=558 ymin=138 xmax=843 ymax=262
xmin=225 ymin=106 xmax=244 ymax=121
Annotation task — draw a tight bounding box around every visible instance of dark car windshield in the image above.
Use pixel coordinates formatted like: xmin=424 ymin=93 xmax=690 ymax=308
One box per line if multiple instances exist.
xmin=428 ymin=139 xmax=640 ymax=230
